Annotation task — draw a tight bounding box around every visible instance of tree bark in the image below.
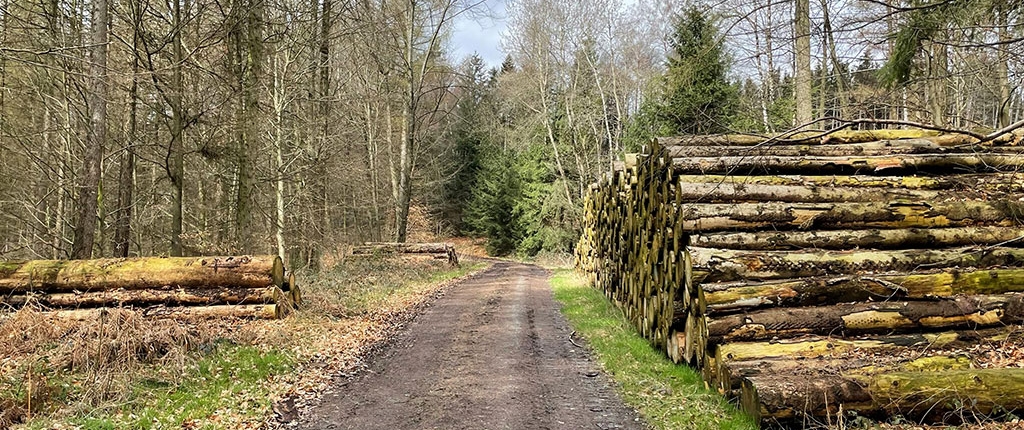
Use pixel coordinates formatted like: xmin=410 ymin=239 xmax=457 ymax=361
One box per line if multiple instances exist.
xmin=690 ymin=246 xmax=1024 ymax=283
xmin=702 ymin=267 xmax=1024 ymax=314
xmin=693 ymin=226 xmax=1024 ymax=251
xmin=657 ymin=129 xmax=950 ymax=146
xmin=793 ymin=0 xmax=812 ymax=126
xmin=674 ymin=181 xmax=954 ymax=204
xmin=663 ymin=140 xmax=1016 ymax=158
xmin=714 ymin=327 xmax=1017 ymax=364
xmin=35 ymin=305 xmax=280 ymax=321
xmin=0 ymin=255 xmax=284 ymax=293
xmin=70 ymin=0 xmax=108 ymax=259
xmin=720 ymin=351 xmax=970 ymax=396
xmin=741 ymin=369 xmax=1024 ymax=423
xmin=113 ymin=4 xmax=140 ymax=258
xmin=678 ymin=200 xmax=1024 ymax=233
xmin=1 ymin=285 xmax=288 ymax=308
xmin=706 ymin=294 xmax=1024 ymax=344
xmin=674 ymin=173 xmax=1024 ymax=193
xmin=169 ymin=0 xmax=185 ymax=257
xmin=669 ymin=153 xmax=1024 ymax=175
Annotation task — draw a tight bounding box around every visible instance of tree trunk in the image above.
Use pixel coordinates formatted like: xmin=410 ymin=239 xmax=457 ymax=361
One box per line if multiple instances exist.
xmin=169 ymin=0 xmax=184 ymax=257
xmin=793 ymin=0 xmax=812 ymax=126
xmin=351 ymin=242 xmax=458 ymax=266
xmin=741 ymin=369 xmax=1024 ymax=423
xmin=657 ymin=129 xmax=950 ymax=146
xmin=44 ymin=304 xmax=284 ymax=320
xmin=113 ymin=7 xmax=139 ymax=258
xmin=0 ymin=255 xmax=284 ymax=293
xmin=395 ymin=0 xmax=416 ymax=243
xmin=678 ymin=200 xmax=1024 ymax=233
xmin=674 ymin=172 xmax=1024 ymax=193
xmin=720 ymin=351 xmax=970 ymax=396
xmin=663 ymin=140 xmax=1013 ymax=158
xmin=675 ymin=181 xmax=952 ymax=204
xmin=702 ymin=267 xmax=1024 ymax=314
xmin=693 ymin=226 xmax=1024 ymax=251
xmin=1 ymin=285 xmax=288 ymax=308
xmin=997 ymin=5 xmax=1011 ymax=129
xmin=706 ymin=294 xmax=1024 ymax=344
xmin=928 ymin=39 xmax=948 ymax=126
xmin=70 ymin=0 xmax=108 ymax=259
xmin=669 ymin=153 xmax=1024 ymax=175
xmin=690 ymin=246 xmax=1024 ymax=283
xmin=714 ymin=327 xmax=1018 ymax=364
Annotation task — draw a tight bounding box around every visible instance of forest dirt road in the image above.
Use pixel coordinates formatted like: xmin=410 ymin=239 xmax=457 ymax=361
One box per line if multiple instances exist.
xmin=301 ymin=260 xmax=644 ymax=430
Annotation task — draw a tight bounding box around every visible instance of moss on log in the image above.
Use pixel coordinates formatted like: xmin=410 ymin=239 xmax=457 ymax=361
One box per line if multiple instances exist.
xmin=675 ymin=173 xmax=1024 ymax=193
xmin=690 ymin=246 xmax=1024 ymax=283
xmin=706 ymin=294 xmax=1024 ymax=344
xmin=678 ymin=200 xmax=1024 ymax=233
xmin=693 ymin=227 xmax=1024 ymax=251
xmin=702 ymin=268 xmax=1024 ymax=313
xmin=44 ymin=304 xmax=282 ymax=320
xmin=670 ymin=154 xmax=1024 ymax=175
xmin=0 ymin=255 xmax=284 ymax=294
xmin=0 ymin=286 xmax=287 ymax=308
xmin=741 ymin=369 xmax=1024 ymax=424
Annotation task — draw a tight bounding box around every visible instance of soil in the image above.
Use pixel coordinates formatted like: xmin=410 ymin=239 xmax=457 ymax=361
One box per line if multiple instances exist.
xmin=300 ymin=260 xmax=644 ymax=430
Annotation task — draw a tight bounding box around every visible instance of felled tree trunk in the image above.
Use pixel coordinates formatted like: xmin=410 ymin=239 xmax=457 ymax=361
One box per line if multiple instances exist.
xmin=0 ymin=286 xmax=288 ymax=308
xmin=702 ymin=268 xmax=1024 ymax=314
xmin=350 ymin=242 xmax=459 ymax=266
xmin=0 ymin=255 xmax=284 ymax=294
xmin=670 ymin=154 xmax=1024 ymax=175
xmin=706 ymin=294 xmax=1024 ymax=344
xmin=674 ymin=173 xmax=1024 ymax=193
xmin=675 ymin=181 xmax=952 ymax=203
xmin=657 ymin=129 xmax=949 ymax=147
xmin=678 ymin=201 xmax=1023 ymax=233
xmin=44 ymin=304 xmax=283 ymax=320
xmin=663 ymin=139 xmax=1013 ymax=158
xmin=741 ymin=369 xmax=1024 ymax=423
xmin=693 ymin=226 xmax=1024 ymax=251
xmin=689 ymin=246 xmax=1024 ymax=283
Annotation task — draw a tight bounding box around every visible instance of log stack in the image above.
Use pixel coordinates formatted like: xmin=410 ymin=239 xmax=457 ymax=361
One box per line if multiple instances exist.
xmin=576 ymin=129 xmax=1024 ymax=426
xmin=0 ymin=255 xmax=299 ymax=320
xmin=350 ymin=242 xmax=460 ymax=267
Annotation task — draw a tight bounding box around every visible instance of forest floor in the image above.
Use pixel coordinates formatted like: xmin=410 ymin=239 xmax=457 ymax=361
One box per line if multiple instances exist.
xmin=0 ymin=255 xmax=485 ymax=429
xmin=300 ymin=260 xmax=644 ymax=429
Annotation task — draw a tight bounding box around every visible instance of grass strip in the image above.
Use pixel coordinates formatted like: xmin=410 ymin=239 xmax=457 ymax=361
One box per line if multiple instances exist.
xmin=550 ymin=269 xmax=756 ymax=430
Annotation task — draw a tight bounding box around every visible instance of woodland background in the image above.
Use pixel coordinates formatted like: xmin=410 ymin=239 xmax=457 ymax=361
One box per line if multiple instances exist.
xmin=0 ymin=0 xmax=1019 ymax=267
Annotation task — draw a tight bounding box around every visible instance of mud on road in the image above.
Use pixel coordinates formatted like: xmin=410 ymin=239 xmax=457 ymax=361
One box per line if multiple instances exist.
xmin=301 ymin=261 xmax=644 ymax=430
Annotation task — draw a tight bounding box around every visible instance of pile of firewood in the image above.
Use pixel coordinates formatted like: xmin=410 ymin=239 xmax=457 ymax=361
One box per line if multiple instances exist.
xmin=0 ymin=255 xmax=299 ymax=320
xmin=577 ymin=129 xmax=1024 ymax=426
xmin=349 ymin=242 xmax=459 ymax=267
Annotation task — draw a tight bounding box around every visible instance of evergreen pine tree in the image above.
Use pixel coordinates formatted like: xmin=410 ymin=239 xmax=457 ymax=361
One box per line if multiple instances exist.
xmin=625 ymin=6 xmax=738 ymax=148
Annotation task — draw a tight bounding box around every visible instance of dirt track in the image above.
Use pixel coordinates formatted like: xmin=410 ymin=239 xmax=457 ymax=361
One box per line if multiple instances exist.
xmin=301 ymin=261 xmax=644 ymax=430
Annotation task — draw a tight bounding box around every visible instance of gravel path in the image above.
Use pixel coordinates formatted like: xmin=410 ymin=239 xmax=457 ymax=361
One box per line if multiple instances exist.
xmin=301 ymin=260 xmax=644 ymax=430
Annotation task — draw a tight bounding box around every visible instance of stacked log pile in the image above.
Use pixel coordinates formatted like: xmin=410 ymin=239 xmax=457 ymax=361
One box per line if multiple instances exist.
xmin=576 ymin=129 xmax=1024 ymax=426
xmin=350 ymin=242 xmax=459 ymax=267
xmin=0 ymin=255 xmax=298 ymax=320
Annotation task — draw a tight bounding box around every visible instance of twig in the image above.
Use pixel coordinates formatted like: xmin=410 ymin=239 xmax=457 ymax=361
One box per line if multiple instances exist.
xmin=569 ymin=330 xmax=583 ymax=348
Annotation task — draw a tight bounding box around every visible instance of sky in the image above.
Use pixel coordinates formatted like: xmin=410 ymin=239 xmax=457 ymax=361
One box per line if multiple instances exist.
xmin=449 ymin=0 xmax=509 ymax=68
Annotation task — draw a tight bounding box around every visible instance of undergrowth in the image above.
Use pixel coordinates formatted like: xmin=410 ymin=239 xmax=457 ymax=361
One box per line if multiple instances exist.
xmin=550 ymin=269 xmax=756 ymax=430
xmin=0 ymin=256 xmax=484 ymax=429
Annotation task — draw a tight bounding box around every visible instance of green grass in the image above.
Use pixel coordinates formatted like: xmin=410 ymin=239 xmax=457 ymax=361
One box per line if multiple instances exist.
xmin=61 ymin=345 xmax=293 ymax=430
xmin=550 ymin=269 xmax=757 ymax=430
